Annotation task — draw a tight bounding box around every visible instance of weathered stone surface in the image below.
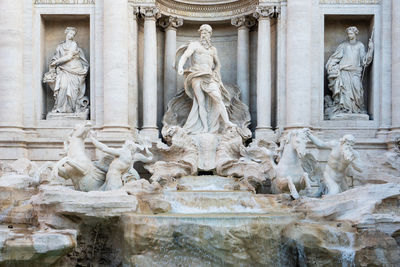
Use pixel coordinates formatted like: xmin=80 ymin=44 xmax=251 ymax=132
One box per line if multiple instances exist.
xmin=1 ymin=173 xmax=400 ymax=266
xmin=296 ymin=183 xmax=400 ymax=222
xmin=0 ymin=174 xmax=38 ymax=225
xmin=0 ymin=225 xmax=76 ymax=265
xmin=120 ymin=212 xmax=400 ymax=266
xmin=31 ymin=185 xmax=138 ymax=228
xmin=0 ymin=158 xmax=38 ymax=177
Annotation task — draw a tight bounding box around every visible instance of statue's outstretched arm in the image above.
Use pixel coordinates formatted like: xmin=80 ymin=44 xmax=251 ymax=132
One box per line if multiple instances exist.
xmin=177 ymin=44 xmax=195 ymax=74
xmin=307 ymin=133 xmax=330 ymax=149
xmin=90 ymin=136 xmax=120 ymax=157
xmin=135 ymin=147 xmax=153 ymax=163
xmin=134 ymin=153 xmax=153 ymax=163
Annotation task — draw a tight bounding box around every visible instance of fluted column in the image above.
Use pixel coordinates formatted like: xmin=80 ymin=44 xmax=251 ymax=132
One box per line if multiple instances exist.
xmin=231 ymin=16 xmax=255 ymax=107
xmin=141 ymin=7 xmax=161 ymax=140
xmin=392 ymin=0 xmax=400 ymax=131
xmin=160 ymin=16 xmax=183 ymax=112
xmin=0 ymin=0 xmax=23 ymax=131
xmin=286 ymin=0 xmax=312 ymax=129
xmin=254 ymin=7 xmax=274 ymax=139
xmin=103 ymin=0 xmax=129 ymax=131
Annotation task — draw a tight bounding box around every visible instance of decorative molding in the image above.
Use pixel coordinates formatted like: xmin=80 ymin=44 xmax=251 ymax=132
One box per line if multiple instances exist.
xmin=34 ymin=0 xmax=94 ymax=4
xmin=130 ymin=0 xmax=156 ymax=4
xmin=253 ymin=6 xmax=276 ymax=20
xmin=159 ymin=16 xmax=183 ymax=29
xmin=231 ymin=16 xmax=256 ymax=29
xmin=319 ymin=0 xmax=380 ymax=4
xmin=140 ymin=6 xmax=161 ymax=19
xmin=156 ymin=0 xmax=259 ymax=21
xmin=259 ymin=0 xmax=285 ymax=3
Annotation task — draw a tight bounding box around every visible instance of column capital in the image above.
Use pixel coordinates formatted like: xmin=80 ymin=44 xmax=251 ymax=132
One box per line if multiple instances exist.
xmin=253 ymin=6 xmax=275 ymax=20
xmin=231 ymin=16 xmax=256 ymax=29
xmin=139 ymin=6 xmax=161 ymax=20
xmin=159 ymin=16 xmax=183 ymax=30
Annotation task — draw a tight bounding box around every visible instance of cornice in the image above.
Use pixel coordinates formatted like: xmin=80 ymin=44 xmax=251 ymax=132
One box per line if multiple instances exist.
xmin=319 ymin=0 xmax=380 ymax=4
xmin=155 ymin=0 xmax=260 ymax=21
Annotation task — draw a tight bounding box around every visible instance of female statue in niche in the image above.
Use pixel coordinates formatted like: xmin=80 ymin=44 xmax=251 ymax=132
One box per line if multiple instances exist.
xmin=325 ymin=26 xmax=373 ymax=119
xmin=43 ymin=27 xmax=89 ymax=117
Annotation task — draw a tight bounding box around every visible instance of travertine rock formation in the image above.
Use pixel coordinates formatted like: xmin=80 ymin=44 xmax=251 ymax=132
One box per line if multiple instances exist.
xmin=1 ymin=158 xmax=400 ymax=266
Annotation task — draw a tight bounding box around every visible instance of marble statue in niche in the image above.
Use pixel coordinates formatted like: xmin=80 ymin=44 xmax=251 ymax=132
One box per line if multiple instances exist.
xmin=43 ymin=27 xmax=90 ymax=120
xmin=176 ymin=24 xmax=236 ymax=134
xmin=325 ymin=26 xmax=374 ymax=120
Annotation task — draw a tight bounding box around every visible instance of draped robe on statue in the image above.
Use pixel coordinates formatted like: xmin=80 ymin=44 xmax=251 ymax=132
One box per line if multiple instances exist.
xmin=176 ymin=43 xmax=231 ymax=134
xmin=51 ymin=41 xmax=89 ymax=113
xmin=326 ymin=41 xmax=372 ymax=115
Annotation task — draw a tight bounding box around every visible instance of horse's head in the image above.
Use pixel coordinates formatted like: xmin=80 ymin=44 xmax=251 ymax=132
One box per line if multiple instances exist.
xmin=72 ymin=121 xmax=92 ymax=139
xmin=287 ymin=128 xmax=310 ymax=159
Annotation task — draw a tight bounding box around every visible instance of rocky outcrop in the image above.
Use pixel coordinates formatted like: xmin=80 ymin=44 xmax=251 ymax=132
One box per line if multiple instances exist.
xmin=31 ymin=185 xmax=138 ymax=229
xmin=0 ymin=226 xmax=76 ymax=266
xmin=1 ymin=158 xmax=400 ymax=266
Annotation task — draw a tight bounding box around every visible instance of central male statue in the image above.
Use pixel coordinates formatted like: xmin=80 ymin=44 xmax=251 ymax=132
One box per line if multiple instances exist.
xmin=176 ymin=24 xmax=235 ymax=134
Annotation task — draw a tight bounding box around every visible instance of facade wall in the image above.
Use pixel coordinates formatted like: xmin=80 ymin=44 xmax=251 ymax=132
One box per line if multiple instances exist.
xmin=0 ymin=0 xmax=397 ymax=162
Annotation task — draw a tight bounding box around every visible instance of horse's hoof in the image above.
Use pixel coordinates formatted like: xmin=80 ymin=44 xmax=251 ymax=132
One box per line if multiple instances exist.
xmin=291 ymin=193 xmax=300 ymax=200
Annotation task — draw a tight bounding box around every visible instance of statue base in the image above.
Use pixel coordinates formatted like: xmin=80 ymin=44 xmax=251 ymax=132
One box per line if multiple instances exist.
xmin=330 ymin=113 xmax=369 ymax=121
xmin=46 ymin=110 xmax=89 ymax=120
xmin=190 ymin=133 xmax=220 ymax=171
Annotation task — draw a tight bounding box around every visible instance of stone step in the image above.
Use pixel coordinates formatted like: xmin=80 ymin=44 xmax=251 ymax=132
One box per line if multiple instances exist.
xmin=164 ymin=175 xmax=252 ymax=192
xmin=157 ymin=191 xmax=290 ymax=214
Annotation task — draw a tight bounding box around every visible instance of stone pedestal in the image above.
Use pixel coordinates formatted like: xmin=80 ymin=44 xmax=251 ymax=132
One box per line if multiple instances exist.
xmin=46 ymin=112 xmax=89 ymax=121
xmin=330 ymin=113 xmax=369 ymax=121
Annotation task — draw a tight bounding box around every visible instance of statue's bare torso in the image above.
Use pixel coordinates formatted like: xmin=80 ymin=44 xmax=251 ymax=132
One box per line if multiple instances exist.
xmin=188 ymin=41 xmax=216 ymax=73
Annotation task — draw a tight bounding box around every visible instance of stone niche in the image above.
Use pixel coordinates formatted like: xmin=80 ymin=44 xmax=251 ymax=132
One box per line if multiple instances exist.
xmin=136 ymin=19 xmax=278 ymax=132
xmin=324 ymin=15 xmax=374 ymax=120
xmin=41 ymin=15 xmax=90 ymax=119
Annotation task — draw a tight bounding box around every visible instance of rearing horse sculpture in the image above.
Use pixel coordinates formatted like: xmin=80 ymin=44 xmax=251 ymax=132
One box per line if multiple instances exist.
xmin=272 ymin=128 xmax=315 ymax=199
xmin=53 ymin=122 xmax=108 ymax=191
